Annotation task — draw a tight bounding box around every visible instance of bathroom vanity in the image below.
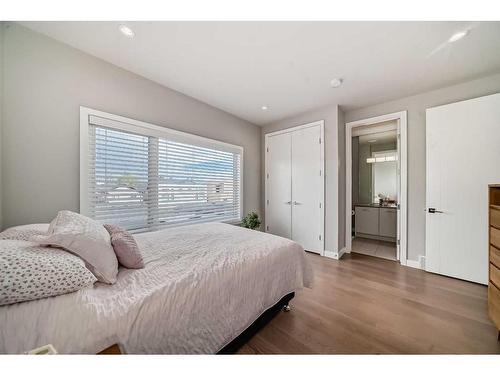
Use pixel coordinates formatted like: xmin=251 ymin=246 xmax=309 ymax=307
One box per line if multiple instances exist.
xmin=354 ymin=204 xmax=397 ymax=242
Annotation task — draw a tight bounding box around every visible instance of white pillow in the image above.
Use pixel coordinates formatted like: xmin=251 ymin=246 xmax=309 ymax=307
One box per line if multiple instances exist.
xmin=0 ymin=223 xmax=50 ymax=241
xmin=31 ymin=211 xmax=118 ymax=284
xmin=0 ymin=240 xmax=97 ymax=306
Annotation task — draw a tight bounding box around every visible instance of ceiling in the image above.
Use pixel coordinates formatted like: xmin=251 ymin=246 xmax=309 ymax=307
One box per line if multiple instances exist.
xmin=19 ymin=21 xmax=500 ymax=125
xmin=359 ymin=130 xmax=397 ymax=145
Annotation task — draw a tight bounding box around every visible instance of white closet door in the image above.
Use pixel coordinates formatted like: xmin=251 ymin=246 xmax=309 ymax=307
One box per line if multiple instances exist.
xmin=266 ymin=133 xmax=292 ymax=238
xmin=426 ymin=93 xmax=500 ymax=284
xmin=291 ymin=125 xmax=323 ymax=253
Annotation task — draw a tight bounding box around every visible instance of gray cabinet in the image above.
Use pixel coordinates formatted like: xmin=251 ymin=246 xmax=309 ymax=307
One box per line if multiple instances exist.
xmin=355 ymin=205 xmax=397 ymax=241
xmin=355 ymin=206 xmax=379 ymax=236
xmin=379 ymin=208 xmax=397 ymax=238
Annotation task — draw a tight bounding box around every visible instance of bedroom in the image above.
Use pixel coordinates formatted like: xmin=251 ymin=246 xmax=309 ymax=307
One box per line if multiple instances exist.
xmin=1 ymin=0 xmax=500 ymax=372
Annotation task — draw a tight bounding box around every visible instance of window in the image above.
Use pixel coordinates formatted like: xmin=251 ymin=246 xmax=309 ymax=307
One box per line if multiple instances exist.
xmin=80 ymin=107 xmax=243 ymax=232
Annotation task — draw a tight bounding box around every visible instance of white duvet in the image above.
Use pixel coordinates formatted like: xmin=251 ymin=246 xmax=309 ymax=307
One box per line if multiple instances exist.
xmin=0 ymin=223 xmax=313 ymax=354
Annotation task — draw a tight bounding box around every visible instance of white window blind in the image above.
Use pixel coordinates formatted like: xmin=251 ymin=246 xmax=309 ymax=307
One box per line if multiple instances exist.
xmin=81 ymin=108 xmax=243 ymax=232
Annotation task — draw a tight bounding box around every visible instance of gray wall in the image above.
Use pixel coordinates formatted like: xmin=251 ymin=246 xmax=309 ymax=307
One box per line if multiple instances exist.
xmin=1 ymin=24 xmax=261 ymax=229
xmin=358 ymin=141 xmax=372 ymax=204
xmin=351 ymin=137 xmax=359 ymax=206
xmin=261 ymin=104 xmax=340 ymax=255
xmin=344 ymin=72 xmax=500 ymax=261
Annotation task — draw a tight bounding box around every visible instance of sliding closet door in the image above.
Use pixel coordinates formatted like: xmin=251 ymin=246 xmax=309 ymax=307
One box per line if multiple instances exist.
xmin=291 ymin=125 xmax=324 ymax=254
xmin=266 ymin=133 xmax=292 ymax=238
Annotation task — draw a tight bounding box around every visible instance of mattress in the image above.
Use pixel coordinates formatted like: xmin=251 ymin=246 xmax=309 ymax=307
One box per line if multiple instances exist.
xmin=0 ymin=223 xmax=313 ymax=354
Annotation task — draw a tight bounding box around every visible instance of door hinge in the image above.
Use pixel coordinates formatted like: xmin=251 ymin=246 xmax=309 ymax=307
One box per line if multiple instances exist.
xmin=267 ymin=199 xmax=269 ymax=205
xmin=397 ymin=239 xmax=400 ymax=245
xmin=319 ymin=170 xmax=322 ymax=176
xmin=266 ymin=147 xmax=269 ymax=152
xmin=397 ymin=203 xmax=400 ymax=210
xmin=266 ymin=225 xmax=269 ymax=231
xmin=319 ymin=137 xmax=321 ymax=144
xmin=319 ymin=202 xmax=322 ymax=209
xmin=267 ymin=173 xmax=269 ymax=179
xmin=319 ymin=234 xmax=322 ymax=241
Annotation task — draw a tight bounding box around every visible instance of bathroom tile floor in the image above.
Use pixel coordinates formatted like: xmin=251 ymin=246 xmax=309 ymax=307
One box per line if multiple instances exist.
xmin=351 ymin=237 xmax=397 ymax=261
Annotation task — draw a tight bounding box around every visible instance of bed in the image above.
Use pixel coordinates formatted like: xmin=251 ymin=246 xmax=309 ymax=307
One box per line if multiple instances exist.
xmin=0 ymin=222 xmax=313 ymax=354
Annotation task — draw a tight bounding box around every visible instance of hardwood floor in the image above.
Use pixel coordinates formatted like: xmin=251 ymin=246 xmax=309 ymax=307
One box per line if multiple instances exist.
xmin=237 ymin=252 xmax=500 ymax=354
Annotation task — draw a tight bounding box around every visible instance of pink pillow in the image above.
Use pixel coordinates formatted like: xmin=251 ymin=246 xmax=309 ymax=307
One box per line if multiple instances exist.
xmin=104 ymin=224 xmax=144 ymax=269
xmin=31 ymin=211 xmax=118 ymax=284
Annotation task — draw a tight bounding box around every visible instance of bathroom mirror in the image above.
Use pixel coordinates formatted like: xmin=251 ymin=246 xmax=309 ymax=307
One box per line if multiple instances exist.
xmin=352 ymin=130 xmax=398 ymax=205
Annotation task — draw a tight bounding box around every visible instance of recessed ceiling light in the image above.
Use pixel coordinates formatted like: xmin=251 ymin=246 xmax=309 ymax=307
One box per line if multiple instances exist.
xmin=368 ymin=139 xmax=377 ymax=143
xmin=119 ymin=25 xmax=135 ymax=38
xmin=330 ymin=78 xmax=343 ymax=88
xmin=261 ymin=105 xmax=269 ymax=111
xmin=449 ymin=30 xmax=468 ymax=43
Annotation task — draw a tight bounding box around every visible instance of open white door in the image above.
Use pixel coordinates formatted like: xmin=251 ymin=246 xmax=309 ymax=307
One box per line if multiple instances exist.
xmin=426 ymin=93 xmax=500 ymax=284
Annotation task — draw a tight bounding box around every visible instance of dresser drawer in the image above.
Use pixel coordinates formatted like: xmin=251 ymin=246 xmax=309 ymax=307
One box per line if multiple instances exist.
xmin=491 ymin=207 xmax=500 ymax=229
xmin=488 ymin=282 xmax=500 ymax=328
xmin=490 ymin=226 xmax=500 ymax=249
xmin=490 ymin=263 xmax=500 ymax=289
xmin=491 ymin=245 xmax=500 ymax=269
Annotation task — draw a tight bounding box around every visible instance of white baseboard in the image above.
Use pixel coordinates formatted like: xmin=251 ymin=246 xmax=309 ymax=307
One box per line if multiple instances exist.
xmin=324 ymin=247 xmax=346 ymax=260
xmin=338 ymin=247 xmax=347 ymax=259
xmin=324 ymin=250 xmax=337 ymax=259
xmin=405 ymin=259 xmax=421 ymax=269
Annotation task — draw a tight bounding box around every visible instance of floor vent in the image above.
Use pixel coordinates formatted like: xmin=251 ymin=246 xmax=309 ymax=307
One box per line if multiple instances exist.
xmin=419 ymin=255 xmax=426 ymax=270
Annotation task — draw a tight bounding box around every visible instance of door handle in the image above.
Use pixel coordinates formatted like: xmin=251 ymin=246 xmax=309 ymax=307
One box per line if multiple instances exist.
xmin=293 ymin=201 xmax=302 ymax=205
xmin=428 ymin=208 xmax=444 ymax=213
xmin=285 ymin=201 xmax=292 ymax=205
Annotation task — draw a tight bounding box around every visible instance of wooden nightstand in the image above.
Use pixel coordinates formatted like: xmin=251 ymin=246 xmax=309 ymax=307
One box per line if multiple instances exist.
xmin=488 ymin=184 xmax=500 ymax=340
xmin=98 ymin=344 xmax=122 ymax=354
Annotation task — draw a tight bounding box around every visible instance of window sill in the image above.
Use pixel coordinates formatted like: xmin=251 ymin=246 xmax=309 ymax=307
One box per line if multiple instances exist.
xmin=223 ymin=219 xmax=242 ymax=226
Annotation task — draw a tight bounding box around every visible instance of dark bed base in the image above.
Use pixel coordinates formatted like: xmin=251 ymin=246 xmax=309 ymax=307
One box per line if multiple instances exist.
xmin=217 ymin=292 xmax=295 ymax=354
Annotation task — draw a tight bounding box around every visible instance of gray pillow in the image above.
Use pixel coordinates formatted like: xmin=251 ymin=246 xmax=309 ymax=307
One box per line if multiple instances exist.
xmin=0 ymin=224 xmax=50 ymax=241
xmin=104 ymin=224 xmax=145 ymax=269
xmin=0 ymin=240 xmax=97 ymax=306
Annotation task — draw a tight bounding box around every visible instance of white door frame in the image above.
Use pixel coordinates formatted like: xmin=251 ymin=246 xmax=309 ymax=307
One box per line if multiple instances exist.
xmin=345 ymin=111 xmax=408 ymax=265
xmin=265 ymin=120 xmax=325 ymax=256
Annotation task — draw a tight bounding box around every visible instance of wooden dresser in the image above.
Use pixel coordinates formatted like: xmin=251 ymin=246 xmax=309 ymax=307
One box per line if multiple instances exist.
xmin=488 ymin=185 xmax=500 ymax=339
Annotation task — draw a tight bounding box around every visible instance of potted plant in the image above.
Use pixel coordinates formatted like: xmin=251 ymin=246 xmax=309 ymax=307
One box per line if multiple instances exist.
xmin=241 ymin=212 xmax=261 ymax=230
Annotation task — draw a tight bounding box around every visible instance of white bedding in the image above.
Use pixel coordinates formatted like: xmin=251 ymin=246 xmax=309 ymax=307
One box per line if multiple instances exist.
xmin=0 ymin=223 xmax=312 ymax=354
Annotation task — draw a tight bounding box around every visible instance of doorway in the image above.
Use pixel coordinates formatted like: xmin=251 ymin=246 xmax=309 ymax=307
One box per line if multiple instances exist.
xmin=345 ymin=112 xmax=408 ymax=265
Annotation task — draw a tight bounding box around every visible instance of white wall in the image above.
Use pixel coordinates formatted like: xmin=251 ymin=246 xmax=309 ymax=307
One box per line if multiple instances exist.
xmin=261 ymin=104 xmax=341 ymax=255
xmin=344 ymin=72 xmax=500 ymax=261
xmin=1 ymin=23 xmax=261 ymax=229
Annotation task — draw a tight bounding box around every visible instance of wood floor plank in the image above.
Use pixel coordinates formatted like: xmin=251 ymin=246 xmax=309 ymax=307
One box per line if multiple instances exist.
xmin=237 ymin=252 xmax=500 ymax=354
